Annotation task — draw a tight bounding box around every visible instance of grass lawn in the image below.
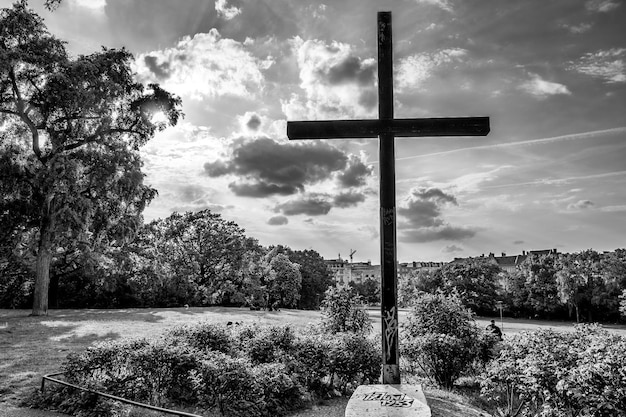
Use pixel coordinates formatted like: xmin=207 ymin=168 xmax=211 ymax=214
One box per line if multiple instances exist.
xmin=2 ymin=306 xmax=625 ymax=417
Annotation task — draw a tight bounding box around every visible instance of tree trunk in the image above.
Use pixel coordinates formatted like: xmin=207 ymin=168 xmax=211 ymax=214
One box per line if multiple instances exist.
xmin=32 ymin=245 xmax=52 ymax=316
xmin=32 ymin=206 xmax=54 ymax=316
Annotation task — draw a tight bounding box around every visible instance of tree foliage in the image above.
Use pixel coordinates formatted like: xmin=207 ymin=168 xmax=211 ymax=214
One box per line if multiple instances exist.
xmin=320 ymin=287 xmax=372 ymax=334
xmin=0 ymin=1 xmax=182 ymax=315
xmin=481 ymin=324 xmax=626 ymax=417
xmin=274 ymin=246 xmax=333 ymax=310
xmin=348 ymin=278 xmax=379 ymax=305
xmin=401 ymin=291 xmax=484 ymax=389
xmin=431 ymin=259 xmax=500 ymax=315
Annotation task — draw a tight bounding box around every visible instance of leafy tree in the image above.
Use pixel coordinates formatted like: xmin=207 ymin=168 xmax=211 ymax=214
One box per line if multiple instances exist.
xmin=516 ymin=254 xmax=562 ymax=319
xmin=401 ymin=291 xmax=482 ymax=389
xmin=432 ymin=259 xmax=500 ymax=314
xmin=600 ymin=248 xmax=626 ymax=321
xmin=147 ymin=210 xmax=259 ymax=306
xmin=413 ymin=269 xmax=442 ymax=294
xmin=555 ymin=250 xmax=602 ymax=323
xmin=267 ymin=252 xmax=302 ymax=309
xmin=273 ymin=246 xmax=333 ymax=310
xmin=0 ymin=2 xmax=182 ymax=315
xmin=348 ymin=278 xmax=379 ymax=305
xmin=320 ymin=287 xmax=372 ymax=334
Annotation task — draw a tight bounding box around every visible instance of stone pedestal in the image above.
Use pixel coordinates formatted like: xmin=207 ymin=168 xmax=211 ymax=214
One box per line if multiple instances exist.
xmin=345 ymin=384 xmax=431 ymax=417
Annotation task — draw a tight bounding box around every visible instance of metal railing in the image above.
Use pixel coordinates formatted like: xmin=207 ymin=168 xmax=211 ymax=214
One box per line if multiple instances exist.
xmin=41 ymin=372 xmax=204 ymax=417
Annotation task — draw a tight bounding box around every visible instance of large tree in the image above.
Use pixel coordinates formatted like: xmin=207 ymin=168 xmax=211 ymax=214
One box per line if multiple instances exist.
xmin=273 ymin=246 xmax=333 ymax=309
xmin=555 ymin=250 xmax=602 ymax=323
xmin=432 ymin=259 xmax=500 ymax=315
xmin=515 ymin=253 xmax=562 ymax=318
xmin=0 ymin=1 xmax=182 ymax=315
xmin=149 ymin=210 xmax=260 ymax=306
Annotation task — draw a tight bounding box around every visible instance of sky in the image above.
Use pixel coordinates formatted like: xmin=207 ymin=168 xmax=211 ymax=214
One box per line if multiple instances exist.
xmin=6 ymin=0 xmax=626 ymax=263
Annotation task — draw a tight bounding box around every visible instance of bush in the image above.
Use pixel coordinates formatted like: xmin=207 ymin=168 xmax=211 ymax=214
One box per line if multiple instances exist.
xmin=235 ymin=324 xmax=296 ymax=365
xmin=401 ymin=291 xmax=482 ymax=389
xmin=320 ymin=287 xmax=372 ymax=335
xmin=193 ymin=352 xmax=263 ymax=416
xmin=290 ymin=333 xmax=332 ymax=394
xmin=38 ymin=320 xmax=383 ymax=417
xmin=165 ymin=322 xmax=233 ymax=354
xmin=481 ymin=324 xmax=626 ymax=417
xmin=327 ymin=332 xmax=380 ymax=392
xmin=253 ymin=363 xmax=306 ymax=416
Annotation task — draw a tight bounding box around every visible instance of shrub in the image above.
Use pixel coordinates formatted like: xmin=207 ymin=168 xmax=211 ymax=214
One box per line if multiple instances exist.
xmin=401 ymin=291 xmax=482 ymax=388
xmin=125 ymin=341 xmax=201 ymax=405
xmin=165 ymin=322 xmax=233 ymax=354
xmin=481 ymin=324 xmax=626 ymax=417
xmin=63 ymin=339 xmax=150 ymax=393
xmin=192 ymin=352 xmax=263 ymax=416
xmin=327 ymin=332 xmax=380 ymax=392
xmin=235 ymin=324 xmax=296 ymax=365
xmin=320 ymin=287 xmax=372 ymax=334
xmin=253 ymin=363 xmax=306 ymax=416
xmin=37 ymin=321 xmax=384 ymax=417
xmin=557 ymin=334 xmax=626 ymax=415
xmin=289 ymin=333 xmax=332 ymax=395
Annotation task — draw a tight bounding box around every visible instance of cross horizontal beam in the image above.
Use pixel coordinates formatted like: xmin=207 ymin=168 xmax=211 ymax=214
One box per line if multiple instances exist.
xmin=287 ymin=117 xmax=490 ymax=140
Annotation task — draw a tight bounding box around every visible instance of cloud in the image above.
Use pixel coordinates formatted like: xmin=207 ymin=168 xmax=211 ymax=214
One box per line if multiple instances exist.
xmin=396 ymin=127 xmax=626 ymax=161
xmin=400 ymin=225 xmax=477 ymax=243
xmin=569 ymin=48 xmax=626 ymax=84
xmin=177 ymin=184 xmax=211 ymax=202
xmin=215 ymin=0 xmax=241 ymax=20
xmin=323 ymin=56 xmax=376 ymax=86
xmin=333 ymin=191 xmax=367 ymax=208
xmin=246 ymin=114 xmax=262 ymax=131
xmin=585 ymin=0 xmax=620 ymax=13
xmin=104 ymin=0 xmax=297 ymax=52
xmin=283 ymin=38 xmax=377 ymax=119
xmin=416 ymin=0 xmax=454 ymax=12
xmin=519 ymin=73 xmax=571 ymax=98
xmin=442 ymin=244 xmax=464 ymax=253
xmin=513 ymin=240 xmax=525 ymax=245
xmin=396 ymin=48 xmax=467 ymax=90
xmin=134 ymin=29 xmax=273 ymax=99
xmin=397 ymin=187 xmax=477 ymax=242
xmin=275 ymin=195 xmax=332 ymax=216
xmin=567 ymin=199 xmax=594 ymax=210
xmin=562 ymin=23 xmax=592 ymax=34
xmin=336 ymin=155 xmax=373 ymax=187
xmin=398 ymin=188 xmax=457 ymax=228
xmin=204 ymin=138 xmax=348 ymax=197
xmin=171 ymin=200 xmax=228 ymax=213
xmin=267 ymin=215 xmax=289 ymax=226
xmin=143 ymin=55 xmax=171 ymax=80
xmin=228 ymin=182 xmax=299 ymax=197
xmin=600 ymin=205 xmax=626 ymax=212
xmin=104 ymin=0 xmax=218 ymax=52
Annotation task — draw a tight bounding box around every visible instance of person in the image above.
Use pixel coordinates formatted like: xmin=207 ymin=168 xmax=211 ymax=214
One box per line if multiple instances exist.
xmin=486 ymin=319 xmax=502 ymax=340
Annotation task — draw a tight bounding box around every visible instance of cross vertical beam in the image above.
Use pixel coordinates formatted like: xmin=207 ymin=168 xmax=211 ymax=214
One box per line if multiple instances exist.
xmin=377 ymin=11 xmax=400 ymax=384
xmin=286 ymin=11 xmax=490 ymax=386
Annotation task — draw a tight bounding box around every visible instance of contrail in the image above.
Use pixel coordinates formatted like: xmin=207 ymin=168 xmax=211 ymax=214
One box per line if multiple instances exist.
xmin=482 ymin=170 xmax=626 ymax=189
xmin=367 ymin=126 xmax=626 ymax=164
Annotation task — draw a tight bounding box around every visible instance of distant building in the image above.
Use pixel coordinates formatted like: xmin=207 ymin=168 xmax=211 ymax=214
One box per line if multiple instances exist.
xmin=399 ymin=261 xmax=445 ymax=275
xmin=324 ymin=257 xmax=443 ymax=287
xmin=325 ymin=256 xmax=351 ymax=286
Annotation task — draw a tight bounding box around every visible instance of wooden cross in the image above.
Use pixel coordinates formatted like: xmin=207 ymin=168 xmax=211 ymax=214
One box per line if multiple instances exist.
xmin=287 ymin=11 xmax=490 ymax=384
